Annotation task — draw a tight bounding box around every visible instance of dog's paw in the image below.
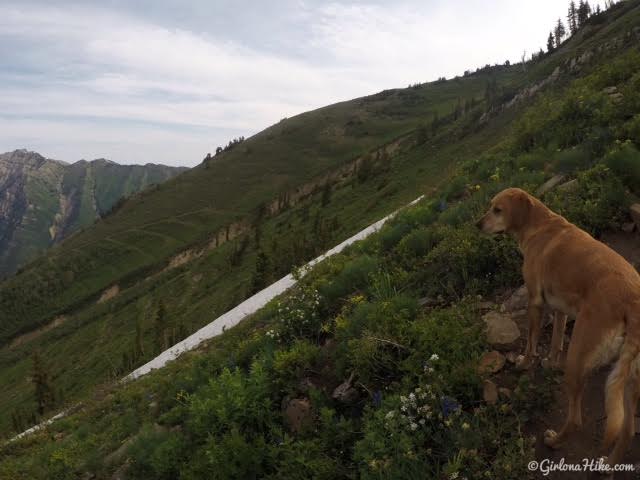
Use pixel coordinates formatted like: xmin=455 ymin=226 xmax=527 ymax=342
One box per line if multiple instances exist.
xmin=543 ymin=429 xmax=560 ymax=448
xmin=541 ymin=357 xmax=562 ymax=370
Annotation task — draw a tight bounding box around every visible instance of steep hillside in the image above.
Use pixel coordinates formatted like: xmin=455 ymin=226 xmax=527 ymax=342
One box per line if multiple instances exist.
xmin=3 ymin=2 xmax=640 ymax=477
xmin=0 ymin=150 xmax=186 ymax=276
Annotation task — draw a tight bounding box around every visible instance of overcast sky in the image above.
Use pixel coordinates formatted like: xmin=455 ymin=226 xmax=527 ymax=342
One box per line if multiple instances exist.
xmin=0 ymin=1 xmax=603 ymax=167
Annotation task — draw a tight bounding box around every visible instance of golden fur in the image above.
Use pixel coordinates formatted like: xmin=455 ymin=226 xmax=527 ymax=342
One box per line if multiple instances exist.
xmin=477 ymin=187 xmax=640 ymax=466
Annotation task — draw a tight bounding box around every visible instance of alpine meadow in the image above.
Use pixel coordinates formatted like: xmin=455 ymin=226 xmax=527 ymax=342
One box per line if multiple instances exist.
xmin=3 ymin=1 xmax=640 ymax=479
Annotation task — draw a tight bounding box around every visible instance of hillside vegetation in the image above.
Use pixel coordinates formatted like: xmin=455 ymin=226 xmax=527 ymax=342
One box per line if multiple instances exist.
xmin=0 ymin=150 xmax=185 ymax=276
xmin=3 ymin=1 xmax=640 ymax=478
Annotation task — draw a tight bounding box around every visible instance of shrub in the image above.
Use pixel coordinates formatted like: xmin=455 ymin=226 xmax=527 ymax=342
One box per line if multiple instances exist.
xmin=267 ymin=285 xmax=322 ymax=344
xmin=319 ymin=255 xmax=378 ymax=304
xmin=604 ymin=141 xmax=640 ymax=194
xmin=546 ymin=163 xmax=628 ymax=236
xmin=272 ymin=340 xmax=321 ymax=391
xmin=552 ymin=147 xmax=591 ymax=174
xmin=378 ymin=222 xmax=412 ymax=252
xmin=394 ymin=227 xmax=445 ymax=265
xmin=419 ymin=226 xmax=521 ymax=300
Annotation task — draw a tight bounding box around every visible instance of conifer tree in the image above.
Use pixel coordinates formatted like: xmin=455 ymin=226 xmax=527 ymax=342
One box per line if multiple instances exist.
xmin=31 ymin=350 xmax=55 ymax=416
xmin=554 ymin=18 xmax=567 ymax=46
xmin=547 ymin=31 xmax=556 ymax=52
xmin=321 ymin=182 xmax=332 ymax=207
xmin=568 ymin=1 xmax=578 ymax=34
xmin=577 ymin=0 xmax=591 ymax=26
xmin=153 ymin=300 xmax=168 ymax=353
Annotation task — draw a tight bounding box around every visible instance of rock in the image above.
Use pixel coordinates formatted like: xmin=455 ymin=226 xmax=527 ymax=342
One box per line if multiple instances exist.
xmin=478 ymin=351 xmax=506 ymax=374
xmin=602 ymin=86 xmax=618 ymax=94
xmin=284 ymin=398 xmax=313 ymax=433
xmin=622 ymin=222 xmax=636 ymax=233
xmin=475 ymin=301 xmax=496 ymax=312
xmin=506 ymin=351 xmax=519 ymax=364
xmin=556 ymin=179 xmax=578 ymax=192
xmin=503 ymin=285 xmax=528 ymax=313
xmin=630 ymin=204 xmax=640 ymax=230
xmin=498 ymin=387 xmax=512 ymax=399
xmin=483 ymin=380 xmax=498 ymax=405
xmin=332 ymin=372 xmax=359 ymax=404
xmin=483 ymin=311 xmax=521 ymax=347
xmin=536 ymin=174 xmax=566 ymax=196
xmin=610 ymin=92 xmax=624 ymax=104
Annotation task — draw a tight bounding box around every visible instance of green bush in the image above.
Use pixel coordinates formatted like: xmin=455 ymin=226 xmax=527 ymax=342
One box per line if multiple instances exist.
xmin=394 ymin=227 xmax=445 ymax=265
xmin=552 ymin=147 xmax=591 ymax=174
xmin=378 ymin=222 xmax=412 ymax=252
xmin=546 ymin=163 xmax=628 ymax=236
xmin=319 ymin=255 xmax=378 ymax=304
xmin=267 ymin=285 xmax=322 ymax=344
xmin=419 ymin=226 xmax=521 ymax=300
xmin=604 ymin=141 xmax=640 ymax=194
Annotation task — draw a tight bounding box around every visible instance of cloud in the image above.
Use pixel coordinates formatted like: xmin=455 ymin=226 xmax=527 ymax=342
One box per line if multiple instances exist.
xmin=0 ymin=1 xmax=606 ymax=166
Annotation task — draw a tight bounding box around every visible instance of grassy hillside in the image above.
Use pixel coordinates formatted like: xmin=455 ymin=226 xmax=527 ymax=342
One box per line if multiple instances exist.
xmin=2 ymin=1 xmax=640 ymax=477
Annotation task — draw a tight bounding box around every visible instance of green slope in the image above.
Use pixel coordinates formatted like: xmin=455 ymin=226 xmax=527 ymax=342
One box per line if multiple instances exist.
xmin=2 ymin=3 xmax=640 ymax=474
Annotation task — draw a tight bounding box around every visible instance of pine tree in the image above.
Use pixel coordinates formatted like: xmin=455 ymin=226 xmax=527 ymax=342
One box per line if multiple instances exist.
xmin=153 ymin=300 xmax=168 ymax=353
xmin=547 ymin=31 xmax=556 ymax=52
xmin=567 ymin=1 xmax=578 ymax=34
xmin=251 ymin=251 xmax=272 ymax=293
xmin=577 ymin=0 xmax=591 ymax=26
xmin=31 ymin=351 xmax=55 ymax=416
xmin=554 ymin=18 xmax=567 ymax=46
xmin=321 ymin=182 xmax=332 ymax=207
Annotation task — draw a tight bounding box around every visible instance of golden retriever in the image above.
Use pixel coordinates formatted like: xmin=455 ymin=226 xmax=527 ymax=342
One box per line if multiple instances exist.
xmin=477 ymin=187 xmax=640 ymax=467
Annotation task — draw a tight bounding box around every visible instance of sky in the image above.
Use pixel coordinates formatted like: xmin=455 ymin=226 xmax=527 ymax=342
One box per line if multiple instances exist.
xmin=0 ymin=0 xmax=604 ymax=167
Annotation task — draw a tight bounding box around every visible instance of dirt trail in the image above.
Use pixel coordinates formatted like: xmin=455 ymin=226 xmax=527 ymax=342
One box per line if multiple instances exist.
xmin=519 ymin=231 xmax=640 ymax=479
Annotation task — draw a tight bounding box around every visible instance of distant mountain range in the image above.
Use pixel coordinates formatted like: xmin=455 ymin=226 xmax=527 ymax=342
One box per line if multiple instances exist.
xmin=0 ymin=149 xmax=187 ymax=276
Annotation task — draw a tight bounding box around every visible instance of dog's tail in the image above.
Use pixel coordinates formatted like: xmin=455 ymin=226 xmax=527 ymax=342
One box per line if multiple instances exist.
xmin=602 ymin=304 xmax=640 ymax=465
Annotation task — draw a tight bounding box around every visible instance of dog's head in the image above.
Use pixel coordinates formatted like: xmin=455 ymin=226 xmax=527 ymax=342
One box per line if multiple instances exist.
xmin=476 ymin=188 xmax=534 ymax=235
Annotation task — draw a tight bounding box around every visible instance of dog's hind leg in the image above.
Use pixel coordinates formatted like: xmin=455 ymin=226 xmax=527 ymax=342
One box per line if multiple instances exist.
xmin=549 ymin=311 xmax=568 ymax=368
xmin=544 ymin=307 xmax=602 ymax=448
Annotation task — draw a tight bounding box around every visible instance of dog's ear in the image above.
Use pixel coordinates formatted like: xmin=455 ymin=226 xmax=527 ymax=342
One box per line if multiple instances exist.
xmin=506 ymin=190 xmax=533 ymax=233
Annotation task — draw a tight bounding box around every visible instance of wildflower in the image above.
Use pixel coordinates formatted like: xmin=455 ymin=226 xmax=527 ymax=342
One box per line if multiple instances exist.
xmin=444 ymin=419 xmax=452 ymax=427
xmin=441 ymin=396 xmax=460 ymax=418
xmin=419 ymin=419 xmax=426 ymax=425
xmin=385 ymin=411 xmax=395 ymax=420
xmin=410 ymin=422 xmax=418 ymax=431
xmin=462 ymin=422 xmax=470 ymax=430
xmin=430 ymin=353 xmax=439 ymax=361
xmin=450 ymin=473 xmax=459 ymax=480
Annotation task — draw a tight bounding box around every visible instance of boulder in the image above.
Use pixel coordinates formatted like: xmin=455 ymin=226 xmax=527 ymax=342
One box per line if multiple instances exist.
xmin=536 ymin=174 xmax=566 ymax=196
xmin=630 ymin=204 xmax=640 ymax=230
xmin=478 ymin=351 xmax=506 ymax=374
xmin=556 ymin=179 xmax=578 ymax=192
xmin=483 ymin=380 xmax=498 ymax=405
xmin=498 ymin=387 xmax=512 ymax=399
xmin=622 ymin=222 xmax=636 ymax=233
xmin=284 ymin=398 xmax=313 ymax=433
xmin=610 ymin=92 xmax=624 ymax=104
xmin=332 ymin=372 xmax=359 ymax=404
xmin=483 ymin=311 xmax=521 ymax=347
xmin=502 ymin=285 xmax=528 ymax=313
xmin=602 ymin=86 xmax=618 ymax=94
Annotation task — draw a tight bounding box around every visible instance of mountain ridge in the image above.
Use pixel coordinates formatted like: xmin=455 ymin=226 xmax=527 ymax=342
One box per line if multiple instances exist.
xmin=0 ymin=149 xmax=187 ymax=276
